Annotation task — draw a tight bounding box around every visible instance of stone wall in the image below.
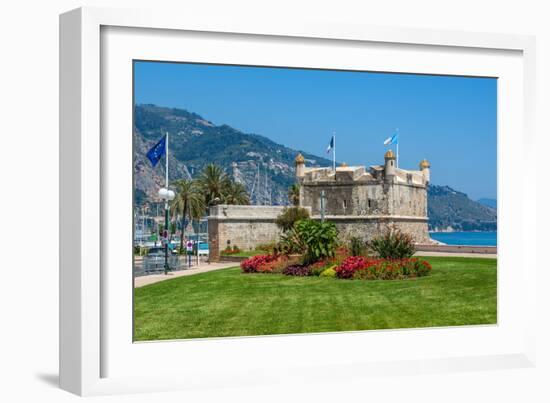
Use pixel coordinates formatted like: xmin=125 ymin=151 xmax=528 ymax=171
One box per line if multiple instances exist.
xmin=321 ymin=216 xmax=430 ymax=244
xmin=208 ymin=205 xmax=431 ymax=262
xmin=208 ymin=205 xmax=286 ymax=261
xmin=301 ymin=181 xmax=427 ymax=218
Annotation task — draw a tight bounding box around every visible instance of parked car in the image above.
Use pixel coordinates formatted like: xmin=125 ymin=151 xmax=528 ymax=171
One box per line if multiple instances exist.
xmin=143 ymin=246 xmax=179 ymax=273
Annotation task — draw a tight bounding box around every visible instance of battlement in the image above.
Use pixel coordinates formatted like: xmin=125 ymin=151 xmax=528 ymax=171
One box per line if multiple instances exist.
xmin=300 ymin=165 xmax=427 ymax=187
xmin=295 ymin=151 xmax=430 ymax=187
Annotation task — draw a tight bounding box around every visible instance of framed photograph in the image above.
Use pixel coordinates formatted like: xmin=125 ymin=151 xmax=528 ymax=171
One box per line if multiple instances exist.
xmin=60 ymin=7 xmax=537 ymax=396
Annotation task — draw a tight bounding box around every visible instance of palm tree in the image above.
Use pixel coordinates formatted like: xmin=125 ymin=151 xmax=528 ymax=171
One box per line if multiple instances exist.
xmin=224 ymin=181 xmax=250 ymax=205
xmin=288 ymin=183 xmax=300 ymax=206
xmin=170 ymin=179 xmax=205 ymax=253
xmin=197 ymin=164 xmax=230 ymax=207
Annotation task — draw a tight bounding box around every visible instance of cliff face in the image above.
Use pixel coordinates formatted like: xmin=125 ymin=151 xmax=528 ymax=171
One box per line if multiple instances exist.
xmin=428 ymin=185 xmax=497 ymax=231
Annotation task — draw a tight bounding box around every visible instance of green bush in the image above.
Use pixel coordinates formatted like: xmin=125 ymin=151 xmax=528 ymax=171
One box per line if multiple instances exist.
xmin=295 ymin=219 xmax=338 ymax=264
xmin=275 ymin=207 xmax=310 ymax=232
xmin=275 ymin=227 xmax=307 ymax=255
xmin=320 ymin=267 xmax=336 ymax=278
xmin=367 ymin=226 xmax=416 ymax=259
xmin=308 ymin=260 xmax=335 ymax=276
xmin=349 ymin=236 xmax=367 ymax=257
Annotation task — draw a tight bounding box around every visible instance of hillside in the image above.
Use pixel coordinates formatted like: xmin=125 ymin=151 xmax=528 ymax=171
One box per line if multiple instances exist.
xmin=428 ymin=185 xmax=497 ymax=231
xmin=134 ymin=104 xmax=332 ymax=205
xmin=477 ymin=198 xmax=497 ymax=210
xmin=134 ymin=104 xmax=497 ymax=231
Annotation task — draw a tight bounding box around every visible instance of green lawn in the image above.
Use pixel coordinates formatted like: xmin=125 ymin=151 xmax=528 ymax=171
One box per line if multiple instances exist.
xmin=134 ymin=257 xmax=497 ymax=341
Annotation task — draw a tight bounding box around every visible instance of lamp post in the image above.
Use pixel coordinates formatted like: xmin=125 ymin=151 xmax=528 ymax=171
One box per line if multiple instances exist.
xmin=158 ymin=187 xmax=175 ymax=274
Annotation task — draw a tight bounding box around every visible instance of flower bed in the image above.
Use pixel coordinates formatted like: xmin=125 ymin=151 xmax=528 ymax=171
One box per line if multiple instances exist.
xmin=240 ymin=254 xmax=278 ymax=273
xmin=241 ymin=253 xmax=431 ymax=281
xmin=339 ymin=256 xmax=432 ymax=280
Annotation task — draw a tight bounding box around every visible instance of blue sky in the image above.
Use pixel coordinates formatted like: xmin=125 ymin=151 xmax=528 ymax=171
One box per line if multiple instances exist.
xmin=134 ymin=61 xmax=497 ymax=200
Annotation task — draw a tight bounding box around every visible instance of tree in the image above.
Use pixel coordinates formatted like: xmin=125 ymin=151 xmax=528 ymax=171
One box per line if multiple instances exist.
xmin=288 ymin=183 xmax=300 ymax=206
xmin=197 ymin=163 xmax=230 ymax=207
xmin=170 ymin=179 xmax=205 ymax=253
xmin=224 ymin=181 xmax=250 ymax=205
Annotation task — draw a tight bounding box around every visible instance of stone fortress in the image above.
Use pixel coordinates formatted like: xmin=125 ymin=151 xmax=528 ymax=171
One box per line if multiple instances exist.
xmin=296 ymin=150 xmax=432 ymax=243
xmin=208 ymin=150 xmax=432 ymax=261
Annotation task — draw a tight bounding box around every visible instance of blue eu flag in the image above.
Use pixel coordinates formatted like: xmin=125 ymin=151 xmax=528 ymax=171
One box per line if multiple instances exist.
xmin=146 ymin=135 xmax=166 ymax=167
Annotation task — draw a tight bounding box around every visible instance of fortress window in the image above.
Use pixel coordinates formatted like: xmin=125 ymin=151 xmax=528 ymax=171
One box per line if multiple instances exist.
xmin=343 ymin=199 xmax=347 ymax=209
xmin=368 ymin=199 xmax=372 ymax=208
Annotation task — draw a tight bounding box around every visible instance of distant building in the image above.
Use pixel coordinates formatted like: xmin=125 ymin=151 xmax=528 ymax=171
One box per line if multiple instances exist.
xmin=295 ymin=150 xmax=432 ymax=243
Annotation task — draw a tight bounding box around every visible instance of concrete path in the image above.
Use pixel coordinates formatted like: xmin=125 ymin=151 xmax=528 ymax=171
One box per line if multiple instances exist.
xmin=414 ymin=251 xmax=497 ymax=259
xmin=134 ymin=261 xmax=238 ymax=288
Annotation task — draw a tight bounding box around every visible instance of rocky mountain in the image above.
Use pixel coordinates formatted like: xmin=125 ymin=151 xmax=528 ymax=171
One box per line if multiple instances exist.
xmin=477 ymin=198 xmax=497 ymax=210
xmin=134 ymin=104 xmax=497 ymax=231
xmin=428 ymin=185 xmax=497 ymax=231
xmin=134 ymin=104 xmax=332 ymax=205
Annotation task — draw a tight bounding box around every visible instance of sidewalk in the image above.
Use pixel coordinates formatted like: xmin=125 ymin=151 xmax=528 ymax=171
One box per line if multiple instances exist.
xmin=134 ymin=261 xmax=238 ymax=288
xmin=414 ymin=251 xmax=497 ymax=259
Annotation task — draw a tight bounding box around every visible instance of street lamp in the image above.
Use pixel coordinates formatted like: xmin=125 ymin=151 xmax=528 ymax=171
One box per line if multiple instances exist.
xmin=158 ymin=187 xmax=175 ymax=274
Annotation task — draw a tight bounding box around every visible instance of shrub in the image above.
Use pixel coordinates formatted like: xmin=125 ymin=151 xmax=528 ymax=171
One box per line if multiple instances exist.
xmin=275 ymin=207 xmax=310 ymax=232
xmin=294 ymin=219 xmax=339 ymax=264
xmin=353 ymin=260 xmax=400 ymax=280
xmin=320 ymin=267 xmax=337 ymax=278
xmin=221 ymin=245 xmax=241 ymax=255
xmin=349 ymin=236 xmax=367 ymax=257
xmin=282 ymin=264 xmax=312 ymax=276
xmin=240 ymin=254 xmax=277 ymax=273
xmin=352 ymin=258 xmax=432 ymax=280
xmin=368 ymin=226 xmax=416 ymax=259
xmin=275 ymin=227 xmax=307 ymax=255
xmin=335 ymin=256 xmax=380 ymax=279
xmin=257 ymin=255 xmax=301 ymax=274
xmin=308 ymin=258 xmax=337 ymax=276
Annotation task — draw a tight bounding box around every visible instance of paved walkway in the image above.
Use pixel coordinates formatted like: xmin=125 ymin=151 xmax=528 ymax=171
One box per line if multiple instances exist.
xmin=414 ymin=251 xmax=497 ymax=259
xmin=134 ymin=261 xmax=238 ymax=288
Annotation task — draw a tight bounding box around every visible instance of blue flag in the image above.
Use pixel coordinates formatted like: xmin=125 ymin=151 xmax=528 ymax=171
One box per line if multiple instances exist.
xmin=326 ymin=135 xmax=334 ymax=154
xmin=383 ymin=133 xmax=398 ymax=146
xmin=146 ymin=135 xmax=166 ymax=167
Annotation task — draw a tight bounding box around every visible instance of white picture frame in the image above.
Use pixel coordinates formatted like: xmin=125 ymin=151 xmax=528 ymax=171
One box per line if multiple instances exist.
xmin=59 ymin=6 xmax=537 ymax=396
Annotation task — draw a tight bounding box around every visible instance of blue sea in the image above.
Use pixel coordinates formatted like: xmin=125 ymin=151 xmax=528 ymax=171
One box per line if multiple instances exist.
xmin=429 ymin=231 xmax=497 ymax=246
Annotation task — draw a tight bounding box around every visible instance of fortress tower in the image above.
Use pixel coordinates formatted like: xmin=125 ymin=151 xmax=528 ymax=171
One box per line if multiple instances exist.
xmin=295 ymin=151 xmax=432 ymax=243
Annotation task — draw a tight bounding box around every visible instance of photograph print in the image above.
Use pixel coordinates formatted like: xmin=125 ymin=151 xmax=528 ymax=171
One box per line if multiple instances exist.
xmin=132 ymin=61 xmax=497 ymax=341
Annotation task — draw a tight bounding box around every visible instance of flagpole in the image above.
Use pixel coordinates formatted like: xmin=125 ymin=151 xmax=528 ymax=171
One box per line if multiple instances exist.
xmin=395 ymin=128 xmax=399 ymax=168
xmin=396 ymin=141 xmax=399 ymax=168
xmin=333 ymin=132 xmax=336 ymax=172
xmin=164 ymin=131 xmax=170 ymax=275
xmin=165 ymin=131 xmax=169 ymax=189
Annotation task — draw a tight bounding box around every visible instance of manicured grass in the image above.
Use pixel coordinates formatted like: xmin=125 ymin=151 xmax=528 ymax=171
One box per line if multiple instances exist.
xmin=134 ymin=257 xmax=497 ymax=341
